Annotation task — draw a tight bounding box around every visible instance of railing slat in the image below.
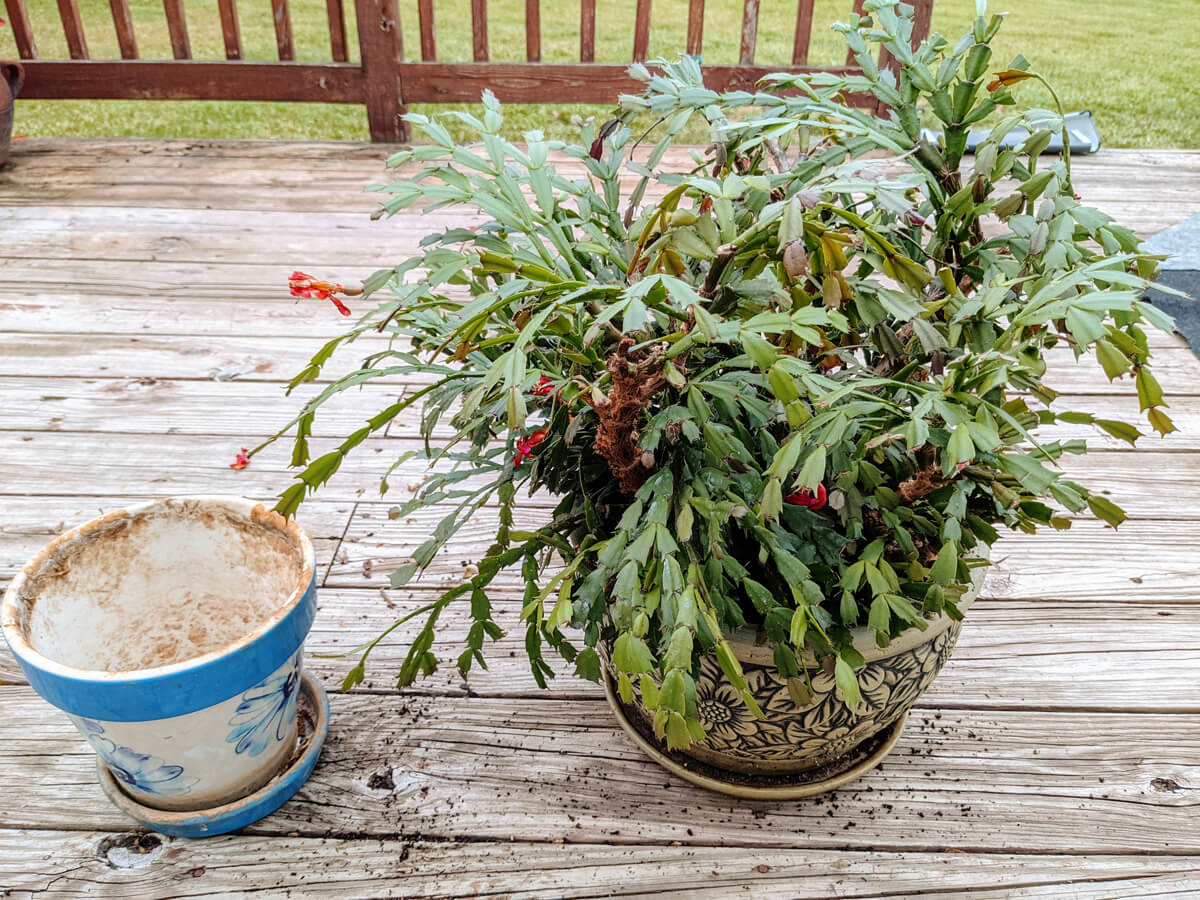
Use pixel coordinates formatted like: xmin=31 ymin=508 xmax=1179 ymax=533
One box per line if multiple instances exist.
xmin=395 ymin=62 xmax=865 ymax=103
xmin=471 ymin=0 xmax=488 ymax=62
xmin=17 ymin=60 xmax=864 ymax=106
xmin=580 ymin=0 xmax=595 ymax=62
xmin=792 ymin=0 xmax=814 ymax=64
xmin=417 ymin=0 xmax=436 ymax=60
xmin=738 ymin=0 xmax=759 ymax=64
xmin=108 ymin=0 xmax=138 ymax=59
xmin=524 ymin=0 xmax=540 ymax=62
xmin=56 ymin=0 xmax=89 ymax=59
xmin=909 ymin=0 xmax=934 ymax=49
xmin=16 ymin=60 xmax=364 ymax=101
xmin=686 ymin=0 xmax=704 ymax=56
xmin=217 ymin=0 xmax=243 ymax=59
xmin=632 ymin=0 xmax=651 ymax=61
xmin=354 ymin=0 xmax=408 ymax=142
xmin=162 ymin=0 xmax=191 ymax=59
xmin=326 ymin=0 xmax=349 ymax=62
xmin=270 ymin=0 xmax=295 ymax=61
xmin=4 ymin=0 xmax=39 ymax=59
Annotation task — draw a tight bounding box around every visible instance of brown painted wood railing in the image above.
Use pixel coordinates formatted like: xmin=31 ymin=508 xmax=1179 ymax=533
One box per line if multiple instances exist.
xmin=2 ymin=0 xmax=933 ymax=142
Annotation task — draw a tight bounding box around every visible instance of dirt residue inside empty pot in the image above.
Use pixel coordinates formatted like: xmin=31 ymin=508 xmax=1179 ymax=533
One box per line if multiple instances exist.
xmin=21 ymin=500 xmax=306 ymax=672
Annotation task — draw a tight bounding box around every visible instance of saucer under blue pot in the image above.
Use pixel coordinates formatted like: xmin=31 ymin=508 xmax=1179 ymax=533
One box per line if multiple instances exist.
xmin=97 ymin=672 xmax=330 ymax=838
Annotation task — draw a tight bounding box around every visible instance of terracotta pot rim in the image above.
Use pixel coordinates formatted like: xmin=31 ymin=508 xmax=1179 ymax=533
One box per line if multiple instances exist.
xmin=726 ymin=554 xmax=989 ymax=667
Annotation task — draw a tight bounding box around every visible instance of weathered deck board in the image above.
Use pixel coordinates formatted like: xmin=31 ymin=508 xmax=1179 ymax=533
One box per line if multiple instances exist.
xmin=7 ymin=375 xmax=1200 ymax=444
xmin=0 ymin=430 xmax=393 ymax=499
xmin=0 ymin=332 xmax=396 ymax=382
xmin=3 ymin=142 xmax=1197 ymax=232
xmin=0 ymin=206 xmax=475 ymax=267
xmin=3 ymin=332 xmax=1198 ymax=392
xmin=1 ymin=139 xmax=1198 ymax=895
xmin=323 ymin=501 xmax=1200 ymax=597
xmin=2 ymin=691 xmax=1198 ymax=854
xmin=6 ymin=592 xmax=1193 ymax=713
xmin=3 ymin=832 xmax=1198 ymax=900
xmin=2 ymin=832 xmax=1198 ymax=900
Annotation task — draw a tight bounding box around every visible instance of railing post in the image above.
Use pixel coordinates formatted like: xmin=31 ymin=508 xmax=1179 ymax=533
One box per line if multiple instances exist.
xmin=354 ymin=0 xmax=409 ymax=142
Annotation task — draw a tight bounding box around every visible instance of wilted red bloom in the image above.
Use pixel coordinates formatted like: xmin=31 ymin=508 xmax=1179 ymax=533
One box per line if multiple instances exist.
xmin=514 ymin=428 xmax=548 ymax=467
xmin=289 ymin=271 xmax=330 ymax=299
xmin=230 ymin=448 xmax=251 ymax=470
xmin=531 ymin=376 xmax=556 ymax=397
xmin=589 ymin=118 xmax=620 ymax=161
xmin=986 ymin=69 xmax=1035 ymax=92
xmin=289 ymin=271 xmax=352 ymax=316
xmin=904 ymin=209 xmax=927 ymax=227
xmin=785 ymin=483 xmax=827 ymax=510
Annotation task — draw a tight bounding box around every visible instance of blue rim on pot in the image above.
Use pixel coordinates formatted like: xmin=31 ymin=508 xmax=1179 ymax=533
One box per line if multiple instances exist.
xmin=2 ymin=497 xmax=324 ymax=826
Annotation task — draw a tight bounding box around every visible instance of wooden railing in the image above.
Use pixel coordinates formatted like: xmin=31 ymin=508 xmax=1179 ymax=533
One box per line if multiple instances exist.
xmin=3 ymin=0 xmax=934 ymax=142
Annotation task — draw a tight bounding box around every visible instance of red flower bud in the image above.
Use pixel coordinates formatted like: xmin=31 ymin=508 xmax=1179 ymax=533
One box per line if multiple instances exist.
xmin=230 ymin=448 xmax=251 ymax=470
xmin=784 ymin=483 xmax=827 ymax=510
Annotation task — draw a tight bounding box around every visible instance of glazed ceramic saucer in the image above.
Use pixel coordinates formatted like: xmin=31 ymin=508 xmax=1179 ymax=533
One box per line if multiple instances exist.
xmin=97 ymin=672 xmax=329 ymax=837
xmin=603 ymin=672 xmax=905 ymax=799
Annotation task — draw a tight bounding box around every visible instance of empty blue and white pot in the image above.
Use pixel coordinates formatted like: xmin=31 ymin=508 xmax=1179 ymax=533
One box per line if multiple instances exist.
xmin=2 ymin=497 xmax=319 ymax=813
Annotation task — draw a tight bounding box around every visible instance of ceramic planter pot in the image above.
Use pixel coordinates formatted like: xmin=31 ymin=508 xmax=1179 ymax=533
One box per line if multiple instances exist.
xmin=2 ymin=497 xmax=327 ymax=832
xmin=608 ymin=561 xmax=986 ymax=792
xmin=1 ymin=61 xmax=24 ymax=168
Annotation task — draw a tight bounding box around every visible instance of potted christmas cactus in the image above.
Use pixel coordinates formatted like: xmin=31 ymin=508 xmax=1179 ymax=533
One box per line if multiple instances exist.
xmin=264 ymin=0 xmax=1179 ymax=794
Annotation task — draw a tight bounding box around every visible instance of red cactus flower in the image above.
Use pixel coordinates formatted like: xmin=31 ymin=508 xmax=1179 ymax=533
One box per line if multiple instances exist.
xmin=230 ymin=448 xmax=251 ymax=470
xmin=531 ymin=376 xmax=556 ymax=397
xmin=513 ymin=428 xmax=548 ymax=467
xmin=289 ymin=271 xmax=353 ymax=316
xmin=784 ymin=483 xmax=827 ymax=510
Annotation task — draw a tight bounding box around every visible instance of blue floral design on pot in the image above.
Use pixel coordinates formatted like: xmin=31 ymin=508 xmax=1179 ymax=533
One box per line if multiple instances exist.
xmin=69 ymin=717 xmax=197 ymax=796
xmin=226 ymin=651 xmax=301 ymax=756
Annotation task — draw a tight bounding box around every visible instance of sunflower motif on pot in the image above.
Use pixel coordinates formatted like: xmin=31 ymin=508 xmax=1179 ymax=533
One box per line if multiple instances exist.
xmin=695 ymin=678 xmax=761 ymax=745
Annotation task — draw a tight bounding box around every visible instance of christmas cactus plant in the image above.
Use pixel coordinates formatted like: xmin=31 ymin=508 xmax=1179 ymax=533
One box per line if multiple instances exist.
xmin=264 ymin=0 xmax=1178 ymax=750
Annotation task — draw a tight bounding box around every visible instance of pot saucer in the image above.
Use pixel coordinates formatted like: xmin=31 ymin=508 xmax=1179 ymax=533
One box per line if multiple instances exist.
xmin=603 ymin=672 xmax=905 ymax=800
xmin=97 ymin=672 xmax=330 ymax=837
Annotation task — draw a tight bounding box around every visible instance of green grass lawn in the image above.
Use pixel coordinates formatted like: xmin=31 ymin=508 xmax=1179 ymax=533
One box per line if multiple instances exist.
xmin=4 ymin=0 xmax=1197 ymax=147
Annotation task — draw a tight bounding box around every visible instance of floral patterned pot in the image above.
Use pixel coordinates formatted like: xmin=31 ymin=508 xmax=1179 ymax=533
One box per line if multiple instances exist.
xmin=2 ymin=497 xmax=319 ymax=814
xmin=616 ymin=561 xmax=985 ymax=778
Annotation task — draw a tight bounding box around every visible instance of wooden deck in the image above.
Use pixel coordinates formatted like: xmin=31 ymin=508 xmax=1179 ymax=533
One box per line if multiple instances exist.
xmin=1 ymin=139 xmax=1199 ymax=897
